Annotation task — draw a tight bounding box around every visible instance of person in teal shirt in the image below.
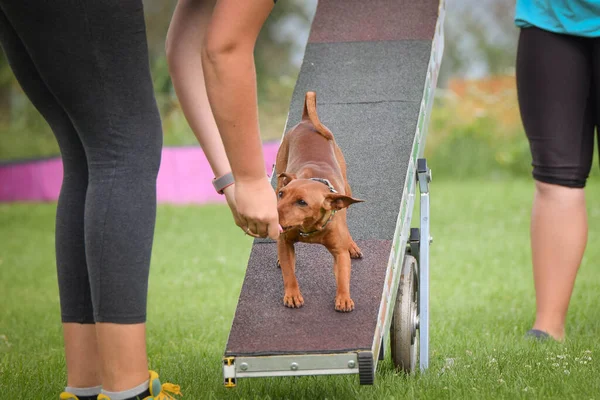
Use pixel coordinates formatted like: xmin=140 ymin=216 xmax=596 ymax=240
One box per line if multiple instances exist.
xmin=515 ymin=0 xmax=600 ymax=342
xmin=516 ymin=0 xmax=600 ymax=37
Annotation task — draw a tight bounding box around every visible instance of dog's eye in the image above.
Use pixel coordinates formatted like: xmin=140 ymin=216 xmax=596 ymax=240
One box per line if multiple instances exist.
xmin=278 ymin=191 xmax=284 ymax=198
xmin=296 ymin=199 xmax=307 ymax=206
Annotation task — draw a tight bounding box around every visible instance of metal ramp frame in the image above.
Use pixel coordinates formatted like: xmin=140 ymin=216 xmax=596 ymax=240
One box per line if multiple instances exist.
xmin=222 ymin=0 xmax=445 ymax=386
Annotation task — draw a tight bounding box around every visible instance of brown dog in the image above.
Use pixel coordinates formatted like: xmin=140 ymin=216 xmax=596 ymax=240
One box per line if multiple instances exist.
xmin=275 ymin=91 xmax=363 ymax=312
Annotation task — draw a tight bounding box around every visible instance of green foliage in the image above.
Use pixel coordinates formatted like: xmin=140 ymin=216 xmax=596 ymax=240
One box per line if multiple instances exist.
xmin=425 ymin=96 xmax=531 ymax=180
xmin=425 ymin=93 xmax=600 ymax=180
xmin=438 ymin=0 xmax=518 ymax=86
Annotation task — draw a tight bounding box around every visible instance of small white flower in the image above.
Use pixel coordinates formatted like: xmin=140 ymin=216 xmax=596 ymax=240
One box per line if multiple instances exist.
xmin=525 ymin=365 xmax=532 ymax=369
xmin=564 ymin=370 xmax=570 ymax=375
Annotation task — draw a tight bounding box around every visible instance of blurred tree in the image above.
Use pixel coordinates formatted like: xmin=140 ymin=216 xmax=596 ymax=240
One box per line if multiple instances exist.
xmin=141 ymin=0 xmax=315 ymax=97
xmin=439 ymin=0 xmax=518 ymax=86
xmin=0 ymin=55 xmax=12 ymax=124
xmin=143 ymin=0 xmax=177 ymax=95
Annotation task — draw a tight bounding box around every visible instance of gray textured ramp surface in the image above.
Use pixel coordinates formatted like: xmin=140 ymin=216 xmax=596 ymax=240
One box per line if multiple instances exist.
xmin=306 ymin=101 xmax=419 ymax=240
xmin=225 ymin=240 xmax=391 ymax=356
xmin=272 ymin=42 xmax=430 ymax=240
xmin=226 ymin=0 xmax=441 ymax=362
xmin=286 ymin=42 xmax=432 ymax=108
xmin=309 ymin=0 xmax=439 ymax=42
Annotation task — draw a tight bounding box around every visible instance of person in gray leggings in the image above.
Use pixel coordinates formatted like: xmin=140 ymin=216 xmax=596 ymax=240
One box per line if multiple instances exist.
xmin=0 ymin=1 xmax=177 ymax=399
xmin=1 ymin=0 xmax=282 ymax=398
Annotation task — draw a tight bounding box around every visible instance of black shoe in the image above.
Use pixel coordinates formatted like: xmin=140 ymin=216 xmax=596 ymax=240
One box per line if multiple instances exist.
xmin=525 ymin=329 xmax=551 ymax=340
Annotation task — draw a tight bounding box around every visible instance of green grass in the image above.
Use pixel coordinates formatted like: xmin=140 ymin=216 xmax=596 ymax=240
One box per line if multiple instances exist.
xmin=1 ymin=179 xmax=600 ymax=399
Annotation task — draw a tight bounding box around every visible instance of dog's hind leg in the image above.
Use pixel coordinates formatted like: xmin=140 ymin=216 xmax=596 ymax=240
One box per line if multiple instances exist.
xmin=348 ymin=238 xmax=363 ymax=259
xmin=338 ymin=196 xmax=363 ymax=259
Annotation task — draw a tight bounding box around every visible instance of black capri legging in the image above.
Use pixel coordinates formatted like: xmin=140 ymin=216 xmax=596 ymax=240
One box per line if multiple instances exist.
xmin=517 ymin=26 xmax=600 ymax=188
xmin=0 ymin=1 xmax=162 ymax=324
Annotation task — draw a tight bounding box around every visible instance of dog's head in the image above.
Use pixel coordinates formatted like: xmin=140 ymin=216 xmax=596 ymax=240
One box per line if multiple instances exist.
xmin=276 ymin=173 xmax=363 ymax=233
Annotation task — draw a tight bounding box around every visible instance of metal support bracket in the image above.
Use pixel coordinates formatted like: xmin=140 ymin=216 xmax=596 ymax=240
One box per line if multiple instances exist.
xmin=223 ymin=357 xmax=237 ymax=388
xmin=409 ymin=227 xmax=421 ymax=267
xmin=416 ymin=158 xmax=431 ymax=372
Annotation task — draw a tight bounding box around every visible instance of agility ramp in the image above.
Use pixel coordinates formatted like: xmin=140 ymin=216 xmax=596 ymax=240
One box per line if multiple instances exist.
xmin=223 ymin=0 xmax=445 ymax=386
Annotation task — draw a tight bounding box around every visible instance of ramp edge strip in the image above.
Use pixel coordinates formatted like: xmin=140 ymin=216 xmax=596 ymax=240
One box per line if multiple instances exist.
xmin=369 ymin=0 xmax=446 ymax=369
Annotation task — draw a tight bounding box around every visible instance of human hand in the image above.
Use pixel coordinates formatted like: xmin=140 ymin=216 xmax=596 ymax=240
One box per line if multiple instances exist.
xmin=222 ymin=185 xmax=244 ymax=228
xmin=234 ymin=177 xmax=281 ymax=240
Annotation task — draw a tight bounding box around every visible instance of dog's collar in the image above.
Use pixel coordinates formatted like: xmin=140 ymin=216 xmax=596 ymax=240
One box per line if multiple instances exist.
xmin=296 ymin=177 xmax=337 ymax=238
xmin=309 ymin=178 xmax=338 ymax=193
xmin=299 ymin=209 xmax=337 ymax=237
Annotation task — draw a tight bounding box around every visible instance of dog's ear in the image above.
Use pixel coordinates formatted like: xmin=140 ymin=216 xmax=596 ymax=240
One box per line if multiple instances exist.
xmin=323 ymin=194 xmax=364 ymax=211
xmin=277 ymin=172 xmax=296 ymax=187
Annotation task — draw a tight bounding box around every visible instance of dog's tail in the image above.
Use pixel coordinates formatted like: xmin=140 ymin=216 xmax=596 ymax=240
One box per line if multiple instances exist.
xmin=302 ymin=91 xmax=334 ymax=141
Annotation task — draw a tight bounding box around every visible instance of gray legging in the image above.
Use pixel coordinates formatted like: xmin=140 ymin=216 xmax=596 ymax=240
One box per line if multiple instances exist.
xmin=0 ymin=0 xmax=162 ymax=324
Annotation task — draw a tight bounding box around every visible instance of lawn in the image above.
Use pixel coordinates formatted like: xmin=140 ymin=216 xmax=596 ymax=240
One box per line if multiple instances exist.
xmin=1 ymin=179 xmax=599 ymax=399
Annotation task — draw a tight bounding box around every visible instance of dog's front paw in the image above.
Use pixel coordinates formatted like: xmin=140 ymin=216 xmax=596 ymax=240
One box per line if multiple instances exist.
xmin=349 ymin=241 xmax=363 ymax=259
xmin=283 ymin=289 xmax=304 ymax=308
xmin=335 ymin=295 xmax=355 ymax=312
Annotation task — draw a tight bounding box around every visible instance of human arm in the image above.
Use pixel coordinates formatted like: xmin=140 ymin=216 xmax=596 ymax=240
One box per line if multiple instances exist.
xmin=201 ymin=0 xmax=280 ymax=239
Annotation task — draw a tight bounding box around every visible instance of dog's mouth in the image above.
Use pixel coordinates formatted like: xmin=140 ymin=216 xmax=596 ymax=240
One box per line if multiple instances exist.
xmin=280 ymin=224 xmax=312 ymax=233
xmin=281 ymin=224 xmax=323 ymax=234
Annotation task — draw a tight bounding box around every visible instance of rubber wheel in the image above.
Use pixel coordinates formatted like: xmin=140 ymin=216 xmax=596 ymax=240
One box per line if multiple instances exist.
xmin=390 ymin=255 xmax=419 ymax=373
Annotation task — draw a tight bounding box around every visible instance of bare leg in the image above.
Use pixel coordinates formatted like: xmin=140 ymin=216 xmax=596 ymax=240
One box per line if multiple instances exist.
xmin=63 ymin=324 xmax=102 ymax=388
xmin=95 ymin=324 xmax=149 ymax=391
xmin=530 ymin=181 xmax=587 ymax=340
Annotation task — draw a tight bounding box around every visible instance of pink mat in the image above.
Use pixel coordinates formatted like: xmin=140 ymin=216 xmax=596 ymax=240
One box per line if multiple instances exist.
xmin=0 ymin=143 xmax=280 ymax=205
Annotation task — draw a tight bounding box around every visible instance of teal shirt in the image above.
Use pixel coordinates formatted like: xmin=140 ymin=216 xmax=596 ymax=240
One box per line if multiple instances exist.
xmin=515 ymin=0 xmax=600 ymax=37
